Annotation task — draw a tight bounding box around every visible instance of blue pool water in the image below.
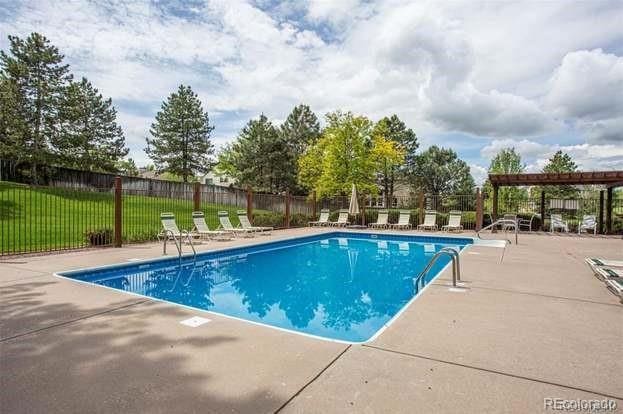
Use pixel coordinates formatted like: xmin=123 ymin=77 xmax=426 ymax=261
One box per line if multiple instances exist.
xmin=59 ymin=232 xmax=472 ymax=342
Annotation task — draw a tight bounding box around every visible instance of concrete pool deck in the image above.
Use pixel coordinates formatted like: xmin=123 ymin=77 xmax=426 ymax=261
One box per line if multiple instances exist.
xmin=1 ymin=228 xmax=621 ymax=413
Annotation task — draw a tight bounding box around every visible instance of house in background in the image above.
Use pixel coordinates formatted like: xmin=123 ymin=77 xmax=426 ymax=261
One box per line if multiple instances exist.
xmin=202 ymin=170 xmax=237 ymax=188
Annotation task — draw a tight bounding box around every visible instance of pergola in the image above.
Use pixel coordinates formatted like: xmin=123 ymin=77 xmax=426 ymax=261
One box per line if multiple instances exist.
xmin=489 ymin=171 xmax=623 ymax=234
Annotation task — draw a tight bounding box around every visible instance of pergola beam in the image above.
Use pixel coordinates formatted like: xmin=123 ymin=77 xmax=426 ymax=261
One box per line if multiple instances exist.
xmin=489 ymin=171 xmax=623 ymax=187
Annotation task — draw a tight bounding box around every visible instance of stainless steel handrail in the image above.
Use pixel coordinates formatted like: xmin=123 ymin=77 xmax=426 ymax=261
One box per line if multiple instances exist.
xmin=477 ymin=219 xmax=518 ymax=245
xmin=163 ymin=230 xmax=196 ymax=260
xmin=414 ymin=247 xmax=461 ymax=291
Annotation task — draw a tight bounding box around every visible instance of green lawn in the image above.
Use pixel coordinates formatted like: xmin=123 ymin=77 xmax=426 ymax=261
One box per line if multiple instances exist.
xmin=0 ymin=181 xmax=261 ymax=254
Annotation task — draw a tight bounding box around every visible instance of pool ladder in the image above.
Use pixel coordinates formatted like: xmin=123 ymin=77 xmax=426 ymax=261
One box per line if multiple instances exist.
xmin=414 ymin=247 xmax=462 ymax=292
xmin=477 ymin=219 xmax=518 ymax=245
xmin=162 ymin=230 xmax=196 ymax=261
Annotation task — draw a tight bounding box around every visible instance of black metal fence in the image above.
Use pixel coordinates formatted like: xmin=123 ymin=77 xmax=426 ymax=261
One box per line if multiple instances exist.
xmin=1 ymin=159 xmax=621 ymax=256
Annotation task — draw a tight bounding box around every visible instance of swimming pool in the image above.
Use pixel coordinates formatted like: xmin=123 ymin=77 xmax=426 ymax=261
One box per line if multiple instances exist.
xmin=58 ymin=232 xmax=472 ymax=343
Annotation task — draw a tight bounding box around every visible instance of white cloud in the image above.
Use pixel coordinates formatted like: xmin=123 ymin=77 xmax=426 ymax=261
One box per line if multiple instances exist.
xmin=546 ymin=49 xmax=623 ymax=121
xmin=481 ymin=139 xmax=550 ymax=159
xmin=481 ymin=139 xmax=623 ymax=173
xmin=1 ymin=0 xmax=622 ymax=168
xmin=469 ymin=164 xmax=488 ymax=186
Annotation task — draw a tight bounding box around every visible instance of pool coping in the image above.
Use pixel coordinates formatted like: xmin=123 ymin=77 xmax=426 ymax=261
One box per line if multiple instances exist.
xmin=53 ymin=230 xmax=497 ymax=345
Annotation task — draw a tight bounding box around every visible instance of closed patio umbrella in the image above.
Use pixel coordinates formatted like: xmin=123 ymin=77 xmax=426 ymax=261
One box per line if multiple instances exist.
xmin=348 ymin=183 xmax=359 ymax=220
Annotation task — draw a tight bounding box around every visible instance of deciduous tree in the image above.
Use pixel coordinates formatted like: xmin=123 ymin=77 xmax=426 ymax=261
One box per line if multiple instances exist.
xmin=411 ymin=146 xmax=474 ymax=195
xmin=540 ymin=151 xmax=579 ymax=199
xmin=484 ymin=148 xmax=528 ymax=210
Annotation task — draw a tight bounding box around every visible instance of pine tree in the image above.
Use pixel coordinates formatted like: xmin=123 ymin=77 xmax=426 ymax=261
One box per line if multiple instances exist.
xmin=281 ymin=104 xmax=320 ymax=158
xmin=0 ymin=76 xmax=27 ymax=160
xmin=146 ymin=85 xmax=215 ymax=182
xmin=0 ymin=33 xmax=72 ymax=182
xmin=53 ymin=77 xmax=128 ymax=172
xmin=280 ymin=104 xmax=321 ymax=193
xmin=218 ymin=114 xmax=290 ymax=193
xmin=373 ymin=115 xmax=418 ymax=205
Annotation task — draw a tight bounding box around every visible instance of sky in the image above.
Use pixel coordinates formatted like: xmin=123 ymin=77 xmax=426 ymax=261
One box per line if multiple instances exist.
xmin=1 ymin=0 xmax=622 ymax=184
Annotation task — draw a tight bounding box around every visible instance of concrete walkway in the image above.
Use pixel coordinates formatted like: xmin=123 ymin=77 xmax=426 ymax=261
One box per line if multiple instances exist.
xmin=1 ymin=229 xmax=621 ymax=413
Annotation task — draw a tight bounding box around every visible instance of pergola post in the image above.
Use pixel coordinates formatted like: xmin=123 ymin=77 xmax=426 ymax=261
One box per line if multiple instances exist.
xmin=492 ymin=184 xmax=499 ymax=221
xmin=598 ymin=190 xmax=604 ymax=234
xmin=475 ymin=187 xmax=483 ymax=231
xmin=606 ymin=187 xmax=613 ymax=234
xmin=540 ymin=191 xmax=545 ymax=231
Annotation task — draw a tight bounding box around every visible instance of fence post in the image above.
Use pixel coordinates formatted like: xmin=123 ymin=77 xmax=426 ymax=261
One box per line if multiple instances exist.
xmin=246 ymin=187 xmax=253 ymax=224
xmin=598 ymin=190 xmax=604 ymax=234
xmin=285 ymin=190 xmax=291 ymax=228
xmin=312 ymin=190 xmax=317 ymax=219
xmin=114 ymin=176 xmax=122 ymax=248
xmin=475 ymin=187 xmax=483 ymax=231
xmin=193 ymin=182 xmax=201 ymax=211
xmin=361 ymin=194 xmax=366 ymax=226
xmin=540 ymin=191 xmax=545 ymax=231
xmin=418 ymin=191 xmax=424 ymax=224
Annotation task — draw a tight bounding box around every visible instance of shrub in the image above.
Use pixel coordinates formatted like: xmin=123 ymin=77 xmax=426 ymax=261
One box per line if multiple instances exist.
xmin=253 ymin=212 xmax=285 ymax=228
xmin=84 ymin=228 xmax=113 ymax=246
xmin=290 ymin=213 xmax=311 ymax=227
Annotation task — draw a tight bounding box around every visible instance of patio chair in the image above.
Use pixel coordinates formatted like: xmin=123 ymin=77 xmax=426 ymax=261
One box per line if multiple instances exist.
xmin=237 ymin=210 xmax=272 ymax=235
xmin=309 ymin=209 xmax=330 ymax=226
xmin=368 ymin=210 xmax=389 ymax=229
xmin=391 ymin=210 xmax=413 ymax=230
xmin=160 ymin=212 xmax=194 ymax=244
xmin=442 ymin=211 xmax=463 ymax=232
xmin=416 ymin=210 xmax=436 ymax=231
xmin=518 ymin=213 xmax=539 ymax=232
xmin=191 ymin=211 xmax=232 ymax=241
xmin=329 ymin=209 xmax=350 ymax=227
xmin=217 ymin=211 xmax=255 ymax=237
xmin=550 ymin=214 xmax=569 ymax=233
xmin=578 ymin=215 xmax=597 ymax=235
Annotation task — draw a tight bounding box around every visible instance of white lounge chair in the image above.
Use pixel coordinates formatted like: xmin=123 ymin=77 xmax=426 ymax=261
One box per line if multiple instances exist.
xmin=329 ymin=209 xmax=350 ymax=227
xmin=237 ymin=210 xmax=272 ymax=235
xmin=368 ymin=210 xmax=389 ymax=229
xmin=578 ymin=215 xmax=597 ymax=235
xmin=191 ymin=211 xmax=232 ymax=241
xmin=585 ymin=258 xmax=623 ymax=269
xmin=604 ymin=278 xmax=623 ymax=303
xmin=442 ymin=210 xmax=463 ymax=232
xmin=594 ymin=267 xmax=623 ymax=281
xmin=217 ymin=211 xmax=254 ymax=237
xmin=309 ymin=209 xmax=330 ymax=226
xmin=550 ymin=214 xmax=569 ymax=233
xmin=160 ymin=212 xmax=194 ymax=244
xmin=390 ymin=210 xmax=412 ymax=230
xmin=417 ymin=210 xmax=436 ymax=231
